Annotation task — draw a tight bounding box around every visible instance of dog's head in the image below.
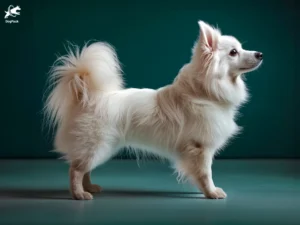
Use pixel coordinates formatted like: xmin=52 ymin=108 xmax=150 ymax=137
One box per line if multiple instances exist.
xmin=193 ymin=21 xmax=263 ymax=78
xmin=13 ymin=6 xmax=21 ymax=14
xmin=183 ymin=21 xmax=263 ymax=105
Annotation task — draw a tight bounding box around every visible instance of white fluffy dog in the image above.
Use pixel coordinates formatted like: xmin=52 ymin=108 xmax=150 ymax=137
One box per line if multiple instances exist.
xmin=45 ymin=21 xmax=263 ymax=200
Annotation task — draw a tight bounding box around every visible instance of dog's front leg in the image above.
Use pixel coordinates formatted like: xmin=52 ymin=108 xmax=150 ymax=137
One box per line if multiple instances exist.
xmin=179 ymin=144 xmax=227 ymax=199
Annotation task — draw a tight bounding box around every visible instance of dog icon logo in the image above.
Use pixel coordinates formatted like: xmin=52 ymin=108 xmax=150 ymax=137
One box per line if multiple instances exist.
xmin=4 ymin=5 xmax=21 ymax=19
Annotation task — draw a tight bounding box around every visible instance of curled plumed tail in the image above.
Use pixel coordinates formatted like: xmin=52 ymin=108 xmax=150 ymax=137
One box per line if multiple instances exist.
xmin=44 ymin=42 xmax=123 ymax=127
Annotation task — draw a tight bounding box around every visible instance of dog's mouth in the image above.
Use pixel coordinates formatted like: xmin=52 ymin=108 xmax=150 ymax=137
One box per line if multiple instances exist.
xmin=239 ymin=61 xmax=263 ymax=72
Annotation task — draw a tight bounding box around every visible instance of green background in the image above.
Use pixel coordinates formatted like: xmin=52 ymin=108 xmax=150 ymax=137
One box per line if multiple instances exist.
xmin=1 ymin=0 xmax=299 ymax=158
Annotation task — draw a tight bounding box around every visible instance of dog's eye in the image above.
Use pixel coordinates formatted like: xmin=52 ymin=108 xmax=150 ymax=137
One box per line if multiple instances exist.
xmin=229 ymin=49 xmax=238 ymax=57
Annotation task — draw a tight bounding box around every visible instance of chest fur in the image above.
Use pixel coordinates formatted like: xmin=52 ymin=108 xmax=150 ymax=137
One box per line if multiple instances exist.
xmin=189 ymin=104 xmax=239 ymax=151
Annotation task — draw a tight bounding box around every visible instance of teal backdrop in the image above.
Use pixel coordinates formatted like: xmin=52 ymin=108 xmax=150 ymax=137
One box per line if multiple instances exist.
xmin=1 ymin=0 xmax=299 ymax=158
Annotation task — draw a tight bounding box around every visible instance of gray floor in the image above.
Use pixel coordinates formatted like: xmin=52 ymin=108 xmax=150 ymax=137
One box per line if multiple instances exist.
xmin=0 ymin=159 xmax=299 ymax=225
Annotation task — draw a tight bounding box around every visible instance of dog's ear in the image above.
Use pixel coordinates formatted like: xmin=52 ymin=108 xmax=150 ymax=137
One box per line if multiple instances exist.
xmin=198 ymin=21 xmax=220 ymax=52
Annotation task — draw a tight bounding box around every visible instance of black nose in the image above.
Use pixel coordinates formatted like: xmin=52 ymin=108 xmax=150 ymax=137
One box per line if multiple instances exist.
xmin=255 ymin=52 xmax=263 ymax=60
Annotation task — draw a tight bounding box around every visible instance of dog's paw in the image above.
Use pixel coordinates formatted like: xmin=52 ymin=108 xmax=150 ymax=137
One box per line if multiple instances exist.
xmin=205 ymin=187 xmax=227 ymax=199
xmin=84 ymin=184 xmax=102 ymax=193
xmin=72 ymin=191 xmax=93 ymax=200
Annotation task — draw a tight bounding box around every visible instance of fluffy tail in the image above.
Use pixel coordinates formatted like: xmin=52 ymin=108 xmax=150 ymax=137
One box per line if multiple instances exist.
xmin=44 ymin=42 xmax=123 ymax=128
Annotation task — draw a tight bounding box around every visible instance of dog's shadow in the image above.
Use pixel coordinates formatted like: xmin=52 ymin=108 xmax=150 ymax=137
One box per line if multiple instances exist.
xmin=0 ymin=188 xmax=204 ymax=200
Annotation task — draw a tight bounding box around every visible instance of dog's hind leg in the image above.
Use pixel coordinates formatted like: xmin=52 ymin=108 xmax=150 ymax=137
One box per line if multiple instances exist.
xmin=69 ymin=144 xmax=117 ymax=200
xmin=83 ymin=172 xmax=102 ymax=193
xmin=69 ymin=162 xmax=93 ymax=200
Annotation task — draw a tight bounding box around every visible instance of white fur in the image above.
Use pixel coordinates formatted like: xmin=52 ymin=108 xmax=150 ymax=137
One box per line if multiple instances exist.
xmin=44 ymin=21 xmax=263 ymax=200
